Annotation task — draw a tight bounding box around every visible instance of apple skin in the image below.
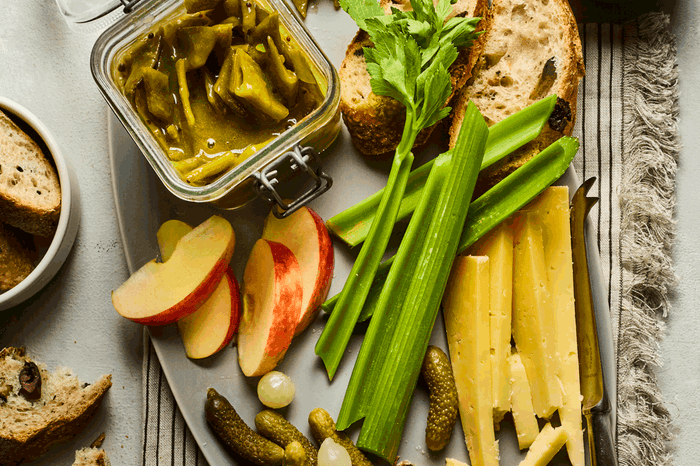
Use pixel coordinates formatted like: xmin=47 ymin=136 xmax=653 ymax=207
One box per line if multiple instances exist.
xmin=112 ymin=215 xmax=235 ymax=326
xmin=238 ymin=239 xmax=302 ymax=377
xmin=156 ymin=219 xmax=241 ymax=358
xmin=178 ymin=268 xmax=241 ymax=359
xmin=262 ymin=206 xmax=334 ymax=335
xmin=216 ymin=270 xmax=240 ymax=352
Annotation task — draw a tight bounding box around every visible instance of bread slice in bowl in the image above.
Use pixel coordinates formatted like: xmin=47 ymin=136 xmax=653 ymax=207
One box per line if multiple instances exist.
xmin=0 ymin=109 xmax=61 ymax=237
xmin=0 ymin=347 xmax=112 ymax=466
xmin=449 ymin=0 xmax=585 ymax=197
xmin=339 ymin=0 xmax=489 ymax=156
xmin=0 ymin=222 xmax=36 ymax=291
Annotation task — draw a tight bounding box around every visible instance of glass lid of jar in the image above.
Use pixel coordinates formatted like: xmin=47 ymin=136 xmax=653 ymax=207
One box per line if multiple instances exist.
xmin=55 ymin=0 xmax=141 ymax=25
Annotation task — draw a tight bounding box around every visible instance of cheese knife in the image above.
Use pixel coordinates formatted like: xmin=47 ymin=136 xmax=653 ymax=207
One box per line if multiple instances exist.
xmin=570 ymin=177 xmax=618 ymax=466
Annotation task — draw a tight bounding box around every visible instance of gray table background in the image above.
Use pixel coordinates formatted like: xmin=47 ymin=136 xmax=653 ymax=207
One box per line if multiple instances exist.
xmin=0 ymin=1 xmax=696 ymax=465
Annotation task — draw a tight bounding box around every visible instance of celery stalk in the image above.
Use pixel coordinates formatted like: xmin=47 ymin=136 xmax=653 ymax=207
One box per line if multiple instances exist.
xmin=322 ymin=136 xmax=580 ymax=320
xmin=337 ymin=140 xmax=454 ymax=430
xmin=351 ymin=102 xmax=488 ymax=462
xmin=318 ymin=0 xmax=481 ymax=381
xmin=325 ymin=95 xmax=558 ymax=247
xmin=314 ymin=114 xmax=416 ymax=380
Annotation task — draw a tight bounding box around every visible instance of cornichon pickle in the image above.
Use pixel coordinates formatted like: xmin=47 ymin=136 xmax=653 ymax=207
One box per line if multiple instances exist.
xmin=204 ymin=388 xmax=284 ymax=465
xmin=284 ymin=441 xmax=308 ymax=466
xmin=308 ymin=408 xmax=372 ymax=466
xmin=255 ymin=409 xmax=318 ymax=465
xmin=421 ymin=345 xmax=459 ymax=451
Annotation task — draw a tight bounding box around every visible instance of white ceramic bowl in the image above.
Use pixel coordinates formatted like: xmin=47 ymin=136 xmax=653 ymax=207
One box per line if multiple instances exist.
xmin=0 ymin=97 xmax=80 ymax=311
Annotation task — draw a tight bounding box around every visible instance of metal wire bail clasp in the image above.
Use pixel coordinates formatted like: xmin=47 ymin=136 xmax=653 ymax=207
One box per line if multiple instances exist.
xmin=253 ymin=145 xmax=333 ymax=219
xmin=119 ymin=0 xmax=142 ymax=13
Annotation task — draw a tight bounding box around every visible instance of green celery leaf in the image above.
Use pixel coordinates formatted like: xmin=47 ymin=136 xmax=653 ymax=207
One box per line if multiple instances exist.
xmin=339 ymin=0 xmax=384 ymax=31
xmin=419 ymin=34 xmax=441 ymax=68
xmin=435 ymin=0 xmax=452 ymax=24
xmin=441 ymin=16 xmax=481 ymax=49
xmin=406 ymin=19 xmax=431 ymax=38
xmin=415 ymin=65 xmax=452 ymax=129
xmin=363 ymin=23 xmax=421 ymax=109
xmin=409 ymin=0 xmax=440 ymax=29
xmin=432 ymin=41 xmax=459 ymax=71
xmin=415 ymin=45 xmax=455 ymax=106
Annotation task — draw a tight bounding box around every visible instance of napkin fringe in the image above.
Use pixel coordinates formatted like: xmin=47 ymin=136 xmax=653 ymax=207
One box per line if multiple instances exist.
xmin=618 ymin=12 xmax=679 ymax=466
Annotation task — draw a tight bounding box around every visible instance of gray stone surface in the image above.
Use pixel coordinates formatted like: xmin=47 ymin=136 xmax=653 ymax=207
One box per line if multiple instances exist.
xmin=0 ymin=3 xmax=141 ymax=463
xmin=0 ymin=1 xmax=696 ymax=465
xmin=658 ymin=1 xmax=700 ymax=464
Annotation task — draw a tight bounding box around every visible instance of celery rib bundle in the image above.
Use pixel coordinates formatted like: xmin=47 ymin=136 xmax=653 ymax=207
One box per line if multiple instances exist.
xmin=338 ymin=102 xmax=488 ymax=462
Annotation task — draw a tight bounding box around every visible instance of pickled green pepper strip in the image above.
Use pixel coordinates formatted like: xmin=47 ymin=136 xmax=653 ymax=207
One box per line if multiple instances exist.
xmin=325 ymin=94 xmax=558 ymax=248
xmin=322 ymin=136 xmax=580 ymax=320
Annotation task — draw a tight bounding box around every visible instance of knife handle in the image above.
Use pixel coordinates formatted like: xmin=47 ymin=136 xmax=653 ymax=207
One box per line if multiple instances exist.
xmin=585 ymin=409 xmax=617 ymax=466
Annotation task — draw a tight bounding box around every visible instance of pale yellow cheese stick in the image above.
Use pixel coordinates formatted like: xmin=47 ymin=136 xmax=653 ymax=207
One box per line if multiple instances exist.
xmin=445 ymin=459 xmax=469 ymax=466
xmin=518 ymin=423 xmax=570 ymax=466
xmin=507 ymin=351 xmax=540 ymax=450
xmin=443 ymin=256 xmax=498 ymax=466
xmin=469 ymin=222 xmax=514 ymax=425
xmin=512 ymin=211 xmax=563 ymax=419
xmin=522 ymin=186 xmax=584 ymax=466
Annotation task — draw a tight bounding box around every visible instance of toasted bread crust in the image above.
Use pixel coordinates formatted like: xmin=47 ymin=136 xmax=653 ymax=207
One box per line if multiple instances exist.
xmin=449 ymin=0 xmax=584 ymax=197
xmin=0 ymin=347 xmax=112 ymax=466
xmin=339 ymin=0 xmax=489 ymax=156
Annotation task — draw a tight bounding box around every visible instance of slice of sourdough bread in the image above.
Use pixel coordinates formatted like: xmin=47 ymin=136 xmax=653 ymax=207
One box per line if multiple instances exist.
xmin=0 ymin=109 xmax=61 ymax=237
xmin=0 ymin=222 xmax=36 ymax=291
xmin=0 ymin=347 xmax=112 ymax=466
xmin=72 ymin=447 xmax=111 ymax=466
xmin=449 ymin=0 xmax=585 ymax=197
xmin=339 ymin=0 xmax=489 ymax=156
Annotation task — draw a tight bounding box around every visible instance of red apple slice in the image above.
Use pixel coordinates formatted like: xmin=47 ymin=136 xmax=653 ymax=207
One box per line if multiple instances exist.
xmin=157 ymin=219 xmax=195 ymax=262
xmin=177 ymin=269 xmax=240 ymax=359
xmin=262 ymin=206 xmax=334 ymax=335
xmin=112 ymin=215 xmax=235 ymax=325
xmin=239 ymin=239 xmax=302 ymax=377
xmin=156 ymin=219 xmax=241 ymax=359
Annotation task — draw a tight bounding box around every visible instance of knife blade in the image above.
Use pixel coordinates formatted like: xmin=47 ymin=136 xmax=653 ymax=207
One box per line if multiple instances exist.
xmin=570 ymin=177 xmax=618 ymax=466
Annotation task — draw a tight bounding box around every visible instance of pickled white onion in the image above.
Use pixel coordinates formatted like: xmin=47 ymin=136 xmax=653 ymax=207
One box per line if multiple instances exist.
xmin=257 ymin=371 xmax=295 ymax=408
xmin=318 ymin=438 xmax=351 ymax=466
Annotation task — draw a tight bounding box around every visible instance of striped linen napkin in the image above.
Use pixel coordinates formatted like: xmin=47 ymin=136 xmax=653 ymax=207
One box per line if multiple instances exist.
xmin=141 ymin=13 xmax=679 ymax=466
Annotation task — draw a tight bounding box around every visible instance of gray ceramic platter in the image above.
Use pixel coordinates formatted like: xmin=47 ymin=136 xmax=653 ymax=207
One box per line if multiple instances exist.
xmin=108 ymin=3 xmax=615 ymax=464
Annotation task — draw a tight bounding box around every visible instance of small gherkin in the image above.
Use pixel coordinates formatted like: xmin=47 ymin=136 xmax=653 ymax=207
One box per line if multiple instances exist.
xmin=284 ymin=441 xmax=309 ymax=466
xmin=308 ymin=408 xmax=372 ymax=466
xmin=204 ymin=388 xmax=284 ymax=465
xmin=255 ymin=410 xmax=318 ymax=465
xmin=421 ymin=345 xmax=459 ymax=451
